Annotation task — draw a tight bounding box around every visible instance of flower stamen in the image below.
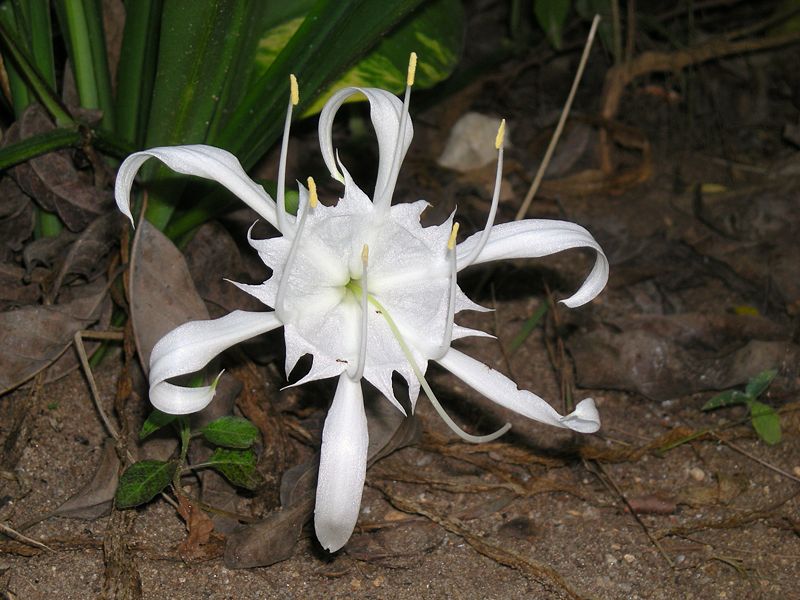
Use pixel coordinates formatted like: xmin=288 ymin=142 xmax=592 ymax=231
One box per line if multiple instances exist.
xmin=276 ymin=74 xmax=300 ymax=233
xmin=434 ymin=222 xmax=459 ymax=359
xmin=375 ymin=52 xmax=416 ymax=214
xmin=460 ymin=118 xmax=505 ymax=268
xmin=276 ymin=176 xmax=316 ymax=319
xmin=348 ymin=244 xmax=370 ymax=382
xmin=368 ymin=292 xmax=511 ymax=443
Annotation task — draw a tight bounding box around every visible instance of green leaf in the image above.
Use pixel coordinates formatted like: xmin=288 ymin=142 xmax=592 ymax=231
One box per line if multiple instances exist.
xmin=252 ymin=0 xmax=464 ymax=117
xmin=207 ymin=448 xmax=262 ymax=490
xmin=749 ymin=400 xmax=781 ymax=445
xmin=115 ymin=0 xmax=163 ymax=146
xmin=509 ymin=302 xmax=549 ymax=353
xmin=701 ymin=390 xmax=750 ymax=411
xmin=534 ymin=0 xmax=571 ymax=49
xmin=115 ymin=460 xmax=177 ymax=508
xmin=213 ymin=0 xmax=427 ymax=171
xmin=141 ymin=0 xmax=259 ymax=228
xmin=744 ymin=369 xmax=777 ymax=399
xmin=139 ymin=409 xmax=177 ymax=440
xmin=201 ymin=416 xmax=260 ymax=449
xmin=0 ymin=16 xmax=73 ymax=125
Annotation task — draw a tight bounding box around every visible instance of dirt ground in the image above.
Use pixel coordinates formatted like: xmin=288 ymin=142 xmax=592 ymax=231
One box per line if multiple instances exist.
xmin=2 ymin=4 xmax=800 ymax=600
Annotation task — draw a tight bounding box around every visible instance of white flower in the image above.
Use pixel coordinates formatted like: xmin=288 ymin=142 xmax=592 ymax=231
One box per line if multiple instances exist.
xmin=115 ymin=57 xmax=608 ymax=553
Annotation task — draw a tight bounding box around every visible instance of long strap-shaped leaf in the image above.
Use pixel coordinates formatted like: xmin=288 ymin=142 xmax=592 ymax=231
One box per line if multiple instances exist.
xmin=0 ymin=18 xmax=72 ymax=125
xmin=212 ymin=0 xmax=427 ymax=170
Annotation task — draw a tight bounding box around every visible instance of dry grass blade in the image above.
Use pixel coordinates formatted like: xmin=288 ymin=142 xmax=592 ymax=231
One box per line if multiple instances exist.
xmin=0 ymin=521 xmax=53 ymax=551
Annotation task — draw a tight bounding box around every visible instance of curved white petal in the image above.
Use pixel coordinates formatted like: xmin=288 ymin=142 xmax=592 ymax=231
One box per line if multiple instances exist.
xmin=114 ymin=145 xmax=279 ymax=229
xmin=314 ymin=375 xmax=368 ymax=552
xmin=455 ymin=220 xmax=608 ymax=308
xmin=436 ymin=347 xmax=600 ymax=433
xmin=318 ymin=87 xmax=413 ymax=200
xmin=149 ymin=310 xmax=283 ymax=414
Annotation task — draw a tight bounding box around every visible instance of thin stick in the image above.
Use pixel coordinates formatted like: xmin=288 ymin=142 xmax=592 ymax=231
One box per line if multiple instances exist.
xmin=0 ymin=521 xmax=54 ymax=551
xmin=74 ymin=330 xmax=122 ymax=440
xmin=711 ymin=433 xmax=800 ymax=484
xmin=590 ymin=460 xmax=675 ymax=568
xmin=515 ymin=15 xmax=600 ymax=221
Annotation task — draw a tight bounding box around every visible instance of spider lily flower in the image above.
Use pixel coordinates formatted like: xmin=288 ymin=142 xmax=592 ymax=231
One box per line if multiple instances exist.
xmin=115 ymin=56 xmax=608 ymax=553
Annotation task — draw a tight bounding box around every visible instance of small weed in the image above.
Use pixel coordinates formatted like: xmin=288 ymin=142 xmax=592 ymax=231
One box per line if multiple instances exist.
xmin=701 ymin=370 xmax=781 ymax=445
xmin=115 ymin=411 xmax=262 ymax=508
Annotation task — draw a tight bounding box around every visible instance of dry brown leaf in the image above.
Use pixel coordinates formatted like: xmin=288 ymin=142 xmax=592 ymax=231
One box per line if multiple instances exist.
xmin=6 ymin=105 xmax=111 ymax=231
xmin=0 ymin=278 xmax=109 ymax=394
xmin=55 ymin=439 xmax=120 ymax=520
xmin=128 ymin=220 xmax=209 ymax=370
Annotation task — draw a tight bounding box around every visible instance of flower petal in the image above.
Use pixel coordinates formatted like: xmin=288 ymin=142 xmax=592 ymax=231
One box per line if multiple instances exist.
xmin=318 ymin=87 xmax=413 ymax=200
xmin=149 ymin=310 xmax=283 ymax=414
xmin=314 ymin=375 xmax=368 ymax=552
xmin=114 ymin=145 xmax=279 ymax=230
xmin=456 ymin=220 xmax=608 ymax=308
xmin=436 ymin=347 xmax=600 ymax=433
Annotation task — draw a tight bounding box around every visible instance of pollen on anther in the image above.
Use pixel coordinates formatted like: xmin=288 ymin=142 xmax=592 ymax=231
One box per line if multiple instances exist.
xmin=448 ymin=222 xmax=459 ymax=250
xmin=290 ymin=74 xmax=299 ymax=106
xmin=495 ymin=118 xmax=506 ymax=150
xmin=407 ymin=52 xmax=418 ymax=87
xmin=307 ymin=176 xmax=318 ymax=208
xmin=361 ymin=244 xmax=369 ymax=264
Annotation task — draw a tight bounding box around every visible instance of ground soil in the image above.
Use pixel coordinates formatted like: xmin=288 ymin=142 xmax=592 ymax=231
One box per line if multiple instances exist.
xmin=2 ymin=6 xmax=800 ymax=600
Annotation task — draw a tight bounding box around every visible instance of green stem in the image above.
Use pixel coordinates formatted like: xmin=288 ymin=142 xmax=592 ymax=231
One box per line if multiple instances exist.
xmin=0 ymin=126 xmax=80 ymax=170
xmin=115 ymin=0 xmax=162 ymax=146
xmin=82 ymin=0 xmax=114 ymax=128
xmin=62 ymin=0 xmax=99 ymax=108
xmin=0 ymin=125 xmax=134 ymax=171
xmin=26 ymin=0 xmax=55 ymax=87
xmin=0 ymin=18 xmax=73 ymax=124
xmin=37 ymin=210 xmax=62 ymax=238
xmin=174 ymin=416 xmax=192 ymax=488
xmin=0 ymin=2 xmax=30 ymax=114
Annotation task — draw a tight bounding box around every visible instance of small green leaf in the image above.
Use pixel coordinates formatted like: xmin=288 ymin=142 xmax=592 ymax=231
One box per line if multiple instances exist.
xmin=139 ymin=409 xmax=177 ymax=440
xmin=750 ymin=401 xmax=781 ymax=445
xmin=115 ymin=460 xmax=177 ymax=508
xmin=201 ymin=416 xmax=260 ymax=449
xmin=534 ymin=0 xmax=571 ymax=49
xmin=509 ymin=303 xmax=549 ymax=353
xmin=701 ymin=390 xmax=750 ymax=411
xmin=207 ymin=448 xmax=262 ymax=490
xmin=744 ymin=369 xmax=777 ymax=399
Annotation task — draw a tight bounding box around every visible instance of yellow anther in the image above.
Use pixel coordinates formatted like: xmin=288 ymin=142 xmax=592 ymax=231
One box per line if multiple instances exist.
xmin=495 ymin=118 xmax=506 ymax=150
xmin=407 ymin=52 xmax=417 ymax=87
xmin=361 ymin=244 xmax=369 ymax=265
xmin=447 ymin=222 xmax=459 ymax=250
xmin=290 ymin=74 xmax=299 ymax=106
xmin=307 ymin=176 xmax=317 ymax=208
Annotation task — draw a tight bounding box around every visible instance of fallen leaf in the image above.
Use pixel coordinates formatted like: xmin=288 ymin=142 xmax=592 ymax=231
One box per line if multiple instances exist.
xmin=50 ymin=212 xmax=121 ymax=299
xmin=183 ymin=222 xmax=263 ymax=317
xmin=55 ymin=439 xmax=120 ymax=519
xmin=176 ymin=494 xmax=223 ymax=562
xmin=224 ymin=400 xmax=420 ymax=569
xmin=0 ymin=263 xmax=40 ymax=309
xmin=0 ymin=278 xmax=109 ymax=394
xmin=0 ymin=177 xmax=35 ymax=260
xmin=129 ymin=220 xmax=209 ymax=369
xmin=6 ymin=105 xmax=111 ymax=231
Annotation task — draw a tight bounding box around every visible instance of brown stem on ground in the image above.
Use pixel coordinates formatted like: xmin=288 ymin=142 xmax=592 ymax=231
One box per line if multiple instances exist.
xmin=598 ymin=30 xmax=800 ymax=174
xmin=372 ymin=480 xmax=589 ymax=600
